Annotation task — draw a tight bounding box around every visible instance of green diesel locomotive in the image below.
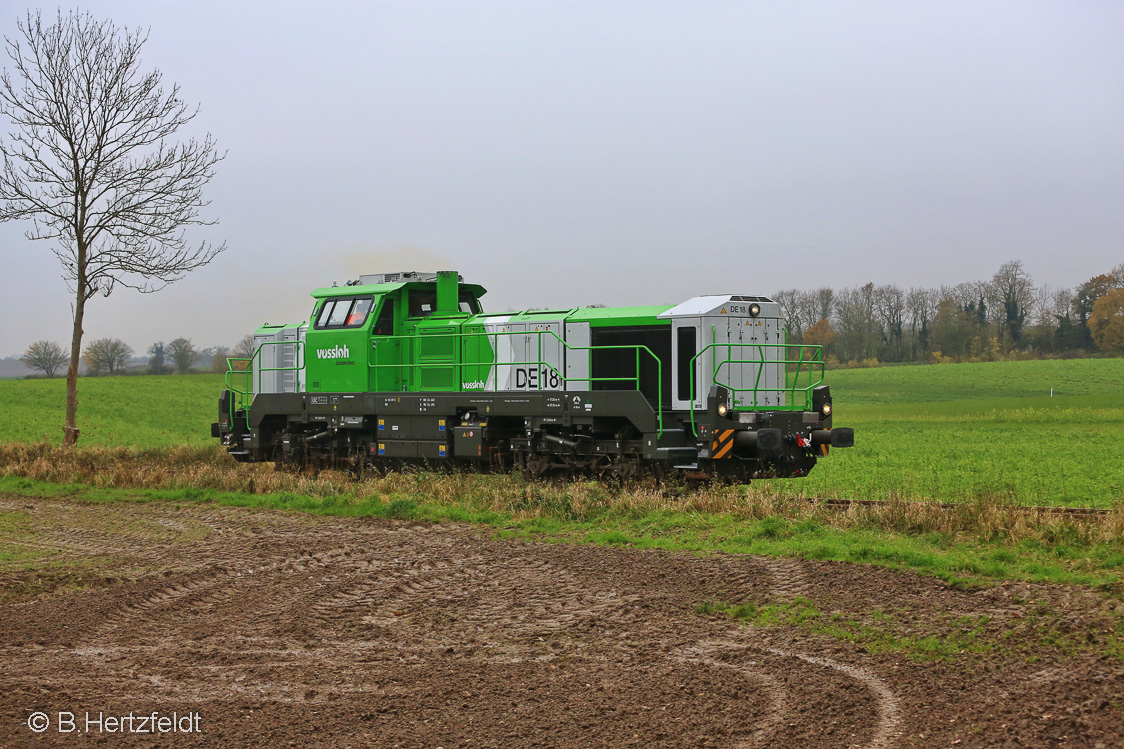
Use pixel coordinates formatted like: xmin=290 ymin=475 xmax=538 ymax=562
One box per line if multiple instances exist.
xmin=213 ymin=271 xmax=853 ymax=480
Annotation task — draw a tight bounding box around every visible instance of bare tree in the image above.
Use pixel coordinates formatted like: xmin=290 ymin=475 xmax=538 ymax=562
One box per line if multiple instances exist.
xmin=990 ymin=260 xmax=1035 ymax=345
xmin=939 ymin=282 xmax=977 ymax=310
xmin=773 ymin=289 xmax=807 ymax=341
xmin=0 ymin=10 xmax=224 ymax=445
xmin=812 ymin=287 xmax=835 ymax=324
xmin=1030 ymin=285 xmax=1057 ymax=329
xmin=796 ymin=290 xmax=822 ymax=336
xmin=873 ymin=284 xmax=906 ymax=361
xmin=20 ymin=339 xmax=66 ymax=377
xmin=232 ymin=334 xmax=256 ymax=360
xmin=81 ymin=337 xmax=133 ymax=375
xmin=1053 ymin=288 xmax=1075 ymax=323
xmin=209 ymin=347 xmax=231 ymax=373
xmin=834 ymin=283 xmax=879 ymax=362
xmin=166 ymin=337 xmax=198 ymax=374
xmin=225 ymin=334 xmax=257 ymax=372
xmin=905 ymin=287 xmax=937 ymax=358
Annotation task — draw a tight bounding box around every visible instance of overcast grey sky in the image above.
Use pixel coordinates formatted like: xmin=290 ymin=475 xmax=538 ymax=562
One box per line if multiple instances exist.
xmin=1 ymin=0 xmax=1122 ymax=357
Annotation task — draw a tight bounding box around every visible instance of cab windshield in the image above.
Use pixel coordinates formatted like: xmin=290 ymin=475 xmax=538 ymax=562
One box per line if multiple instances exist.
xmin=314 ymin=297 xmax=374 ymax=329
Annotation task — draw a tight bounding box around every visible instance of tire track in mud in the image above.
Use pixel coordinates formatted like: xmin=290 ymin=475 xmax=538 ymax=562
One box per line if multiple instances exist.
xmin=765 ymin=647 xmax=902 ymax=748
xmin=766 ymin=555 xmax=813 ymax=601
xmin=88 ymin=544 xmax=381 ymax=639
xmin=0 ymin=502 xmax=254 ymax=565
xmin=759 ymin=553 xmax=901 ymax=747
xmin=669 ymin=639 xmax=901 ymax=749
xmin=412 ymin=556 xmax=637 ymax=631
xmin=310 ymin=550 xmax=645 ymax=656
xmin=59 ymin=541 xmax=401 ymax=702
xmin=0 ymin=528 xmax=152 ymax=558
xmin=302 ymin=553 xmax=479 ymax=635
xmin=669 ymin=641 xmax=791 ymax=747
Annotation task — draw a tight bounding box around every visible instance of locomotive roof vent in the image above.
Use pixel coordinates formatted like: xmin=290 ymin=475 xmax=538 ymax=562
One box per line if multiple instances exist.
xmin=355 ymin=271 xmax=464 ymax=285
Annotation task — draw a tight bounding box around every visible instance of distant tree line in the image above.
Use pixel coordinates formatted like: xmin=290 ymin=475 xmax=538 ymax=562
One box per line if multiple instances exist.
xmin=18 ymin=260 xmax=1124 ymax=378
xmin=774 ymin=260 xmax=1124 ymax=366
xmin=19 ymin=334 xmax=257 ymax=378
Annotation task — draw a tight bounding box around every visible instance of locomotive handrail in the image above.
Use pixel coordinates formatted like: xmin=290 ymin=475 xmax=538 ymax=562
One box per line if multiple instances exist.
xmin=366 ymin=328 xmax=665 ymax=436
xmin=710 ymin=349 xmax=825 ymax=406
xmin=686 ymin=338 xmax=824 ymax=439
xmin=223 ymin=339 xmax=306 ymax=425
xmin=697 ymin=329 xmax=825 ymax=409
xmin=225 ymin=326 xmax=819 ymax=444
xmin=225 ymin=327 xmax=669 ymax=436
xmin=709 ymin=327 xmax=825 ymax=408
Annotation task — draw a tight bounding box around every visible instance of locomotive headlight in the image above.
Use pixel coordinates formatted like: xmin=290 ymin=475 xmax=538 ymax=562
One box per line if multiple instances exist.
xmin=709 ymin=385 xmax=731 ymax=418
xmin=812 ymin=385 xmax=832 ymax=420
xmin=749 ymin=303 xmax=761 ymax=318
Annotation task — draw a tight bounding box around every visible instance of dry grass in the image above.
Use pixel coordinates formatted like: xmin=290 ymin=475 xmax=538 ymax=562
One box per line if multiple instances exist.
xmin=1 ymin=441 xmax=1122 ymax=550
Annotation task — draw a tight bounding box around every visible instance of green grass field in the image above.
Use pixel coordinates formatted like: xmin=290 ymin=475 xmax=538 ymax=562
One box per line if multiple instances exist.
xmin=0 ymin=359 xmax=1121 ymax=507
xmin=777 ymin=359 xmax=1124 ymax=507
xmin=0 ymin=374 xmax=224 ymax=448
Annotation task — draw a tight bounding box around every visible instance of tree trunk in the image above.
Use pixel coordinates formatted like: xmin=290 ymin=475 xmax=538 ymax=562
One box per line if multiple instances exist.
xmin=63 ymin=288 xmax=86 ymax=447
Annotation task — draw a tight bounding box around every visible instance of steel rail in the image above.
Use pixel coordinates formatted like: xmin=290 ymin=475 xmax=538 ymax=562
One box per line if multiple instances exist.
xmin=804 ymin=496 xmax=1110 ymax=516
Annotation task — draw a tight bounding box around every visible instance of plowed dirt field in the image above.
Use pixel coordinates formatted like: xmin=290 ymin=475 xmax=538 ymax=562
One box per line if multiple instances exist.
xmin=1 ymin=495 xmax=1121 ymax=747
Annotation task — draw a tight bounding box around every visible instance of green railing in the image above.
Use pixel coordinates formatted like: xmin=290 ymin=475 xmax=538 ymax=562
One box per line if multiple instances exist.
xmin=223 ymin=339 xmax=305 ymax=425
xmin=222 ymin=330 xmax=665 ymax=436
xmin=368 ymin=328 xmax=665 ymax=435
xmin=223 ymin=327 xmax=823 ymax=442
xmin=687 ymin=337 xmax=825 ymax=438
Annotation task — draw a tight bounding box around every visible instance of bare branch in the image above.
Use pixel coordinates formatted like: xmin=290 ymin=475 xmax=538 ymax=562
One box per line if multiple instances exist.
xmin=0 ymin=9 xmax=224 ymax=299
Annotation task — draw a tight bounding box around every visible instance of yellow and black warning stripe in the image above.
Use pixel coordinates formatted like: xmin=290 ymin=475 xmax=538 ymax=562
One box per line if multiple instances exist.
xmin=711 ymin=429 xmax=735 ymax=459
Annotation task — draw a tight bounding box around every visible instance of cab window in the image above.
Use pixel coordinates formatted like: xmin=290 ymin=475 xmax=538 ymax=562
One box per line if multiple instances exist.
xmin=314 ymin=296 xmax=375 ymax=329
xmin=327 ymin=300 xmax=351 ymax=326
xmin=347 ymin=298 xmax=373 ymax=326
xmin=316 ymin=300 xmax=337 ymax=327
xmin=459 ymin=292 xmax=481 ymax=314
xmin=371 ymin=299 xmax=395 ymax=335
xmin=408 ymin=291 xmax=437 ymax=318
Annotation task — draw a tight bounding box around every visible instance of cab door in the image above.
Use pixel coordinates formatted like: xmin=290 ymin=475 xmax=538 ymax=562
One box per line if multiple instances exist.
xmin=671 ymin=318 xmax=703 ymax=411
xmin=369 ymin=297 xmax=403 ymax=392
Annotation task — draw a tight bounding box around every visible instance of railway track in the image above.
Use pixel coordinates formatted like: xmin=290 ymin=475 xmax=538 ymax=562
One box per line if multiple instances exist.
xmin=809 ymin=496 xmax=1111 ymax=517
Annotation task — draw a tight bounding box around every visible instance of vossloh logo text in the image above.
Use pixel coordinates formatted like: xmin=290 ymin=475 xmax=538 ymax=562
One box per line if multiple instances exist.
xmin=316 ymin=345 xmax=350 ymax=360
